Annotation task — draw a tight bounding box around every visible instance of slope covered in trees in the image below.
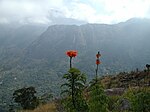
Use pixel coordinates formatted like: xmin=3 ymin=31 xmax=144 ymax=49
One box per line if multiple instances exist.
xmin=0 ymin=18 xmax=150 ymax=110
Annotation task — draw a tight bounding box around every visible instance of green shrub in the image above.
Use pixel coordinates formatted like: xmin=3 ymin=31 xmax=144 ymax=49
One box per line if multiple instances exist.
xmin=13 ymin=86 xmax=39 ymax=110
xmin=88 ymin=82 xmax=109 ymax=112
xmin=108 ymin=95 xmax=121 ymax=112
xmin=124 ymin=87 xmax=150 ymax=112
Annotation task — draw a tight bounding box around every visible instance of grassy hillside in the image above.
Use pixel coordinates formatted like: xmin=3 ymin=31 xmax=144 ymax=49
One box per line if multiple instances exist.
xmin=17 ymin=102 xmax=56 ymax=112
xmin=17 ymin=69 xmax=150 ymax=112
xmin=100 ymin=69 xmax=150 ymax=89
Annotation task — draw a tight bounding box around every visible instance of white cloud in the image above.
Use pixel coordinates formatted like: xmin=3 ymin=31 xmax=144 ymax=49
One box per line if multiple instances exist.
xmin=70 ymin=3 xmax=96 ymax=21
xmin=87 ymin=0 xmax=150 ymax=23
xmin=0 ymin=0 xmax=150 ymax=24
xmin=0 ymin=0 xmax=65 ymax=24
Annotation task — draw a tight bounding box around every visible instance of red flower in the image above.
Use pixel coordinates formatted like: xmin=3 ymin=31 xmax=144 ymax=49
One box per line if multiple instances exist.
xmin=66 ymin=50 xmax=78 ymax=57
xmin=96 ymin=59 xmax=101 ymax=65
xmin=96 ymin=52 xmax=101 ymax=58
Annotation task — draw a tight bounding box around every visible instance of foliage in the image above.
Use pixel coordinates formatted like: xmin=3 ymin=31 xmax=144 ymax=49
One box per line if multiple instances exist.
xmin=88 ymin=81 xmax=109 ymax=112
xmin=61 ymin=68 xmax=88 ymax=112
xmin=124 ymin=87 xmax=150 ymax=112
xmin=107 ymin=95 xmax=121 ymax=112
xmin=13 ymin=86 xmax=39 ymax=110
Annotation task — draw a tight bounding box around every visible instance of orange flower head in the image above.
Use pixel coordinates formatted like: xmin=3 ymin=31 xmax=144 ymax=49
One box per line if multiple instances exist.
xmin=96 ymin=52 xmax=101 ymax=58
xmin=96 ymin=59 xmax=101 ymax=65
xmin=66 ymin=50 xmax=78 ymax=57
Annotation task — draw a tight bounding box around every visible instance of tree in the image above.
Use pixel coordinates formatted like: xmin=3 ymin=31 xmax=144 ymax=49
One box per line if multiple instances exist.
xmin=13 ymin=86 xmax=39 ymax=110
xmin=61 ymin=68 xmax=88 ymax=112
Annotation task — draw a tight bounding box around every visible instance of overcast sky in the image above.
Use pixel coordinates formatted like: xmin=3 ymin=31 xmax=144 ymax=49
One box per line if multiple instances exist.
xmin=0 ymin=0 xmax=150 ymax=24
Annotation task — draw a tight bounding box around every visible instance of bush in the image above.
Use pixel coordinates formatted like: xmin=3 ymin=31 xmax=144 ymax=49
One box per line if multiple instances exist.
xmin=124 ymin=87 xmax=150 ymax=112
xmin=108 ymin=95 xmax=121 ymax=112
xmin=88 ymin=81 xmax=109 ymax=112
xmin=13 ymin=86 xmax=39 ymax=110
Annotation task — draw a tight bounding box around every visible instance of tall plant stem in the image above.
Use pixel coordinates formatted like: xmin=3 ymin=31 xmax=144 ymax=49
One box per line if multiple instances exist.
xmin=69 ymin=57 xmax=76 ymax=109
xmin=96 ymin=64 xmax=98 ymax=83
xmin=70 ymin=57 xmax=72 ymax=69
xmin=71 ymin=74 xmax=76 ymax=109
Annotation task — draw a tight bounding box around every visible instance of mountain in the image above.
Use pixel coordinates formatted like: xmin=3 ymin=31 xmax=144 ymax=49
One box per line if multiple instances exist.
xmin=23 ymin=18 xmax=150 ymax=73
xmin=0 ymin=18 xmax=150 ymax=108
xmin=0 ymin=24 xmax=47 ymax=66
xmin=0 ymin=24 xmax=48 ymax=108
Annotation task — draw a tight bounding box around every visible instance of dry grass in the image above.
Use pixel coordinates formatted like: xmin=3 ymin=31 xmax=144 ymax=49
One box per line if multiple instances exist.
xmin=17 ymin=102 xmax=56 ymax=112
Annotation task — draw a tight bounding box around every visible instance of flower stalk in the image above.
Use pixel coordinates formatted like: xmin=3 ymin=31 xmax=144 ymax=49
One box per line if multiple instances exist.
xmin=65 ymin=50 xmax=78 ymax=109
xmin=95 ymin=51 xmax=101 ymax=83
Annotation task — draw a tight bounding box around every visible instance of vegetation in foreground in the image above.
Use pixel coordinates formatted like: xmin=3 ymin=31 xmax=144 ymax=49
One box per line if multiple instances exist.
xmin=1 ymin=50 xmax=150 ymax=112
xmin=17 ymin=102 xmax=56 ymax=112
xmin=15 ymin=72 xmax=149 ymax=112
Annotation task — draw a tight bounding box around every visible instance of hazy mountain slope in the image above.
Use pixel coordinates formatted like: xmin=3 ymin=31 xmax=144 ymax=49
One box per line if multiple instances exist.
xmin=23 ymin=18 xmax=150 ymax=74
xmin=0 ymin=24 xmax=48 ymax=108
xmin=0 ymin=24 xmax=47 ymax=65
xmin=0 ymin=18 xmax=150 ymax=109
